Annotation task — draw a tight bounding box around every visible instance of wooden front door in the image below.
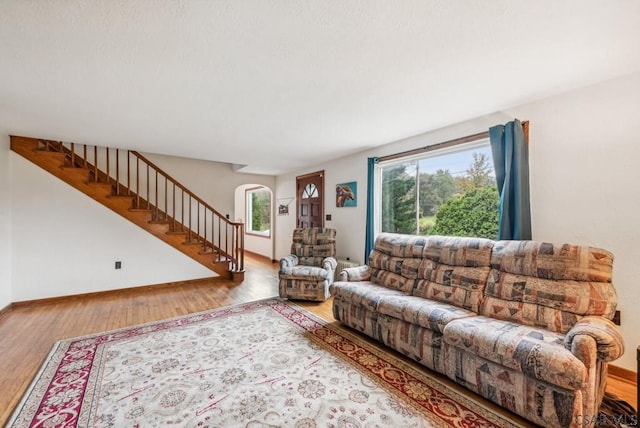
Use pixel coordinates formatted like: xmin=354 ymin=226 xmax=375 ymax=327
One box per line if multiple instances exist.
xmin=296 ymin=171 xmax=324 ymax=228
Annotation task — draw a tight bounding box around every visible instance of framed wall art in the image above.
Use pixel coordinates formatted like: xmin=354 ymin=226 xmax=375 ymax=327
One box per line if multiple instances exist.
xmin=336 ymin=182 xmax=357 ymax=207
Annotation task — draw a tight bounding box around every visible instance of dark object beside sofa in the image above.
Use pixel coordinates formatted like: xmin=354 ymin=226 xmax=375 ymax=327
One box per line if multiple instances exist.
xmin=330 ymin=233 xmax=624 ymax=428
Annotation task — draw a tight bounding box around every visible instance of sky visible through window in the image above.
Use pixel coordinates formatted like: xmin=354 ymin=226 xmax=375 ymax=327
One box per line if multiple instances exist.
xmin=417 ymin=144 xmax=494 ymax=178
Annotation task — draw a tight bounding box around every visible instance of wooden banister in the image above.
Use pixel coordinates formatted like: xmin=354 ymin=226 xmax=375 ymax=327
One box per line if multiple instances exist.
xmin=38 ymin=140 xmax=245 ymax=274
xmin=131 ymin=151 xmax=239 ymax=224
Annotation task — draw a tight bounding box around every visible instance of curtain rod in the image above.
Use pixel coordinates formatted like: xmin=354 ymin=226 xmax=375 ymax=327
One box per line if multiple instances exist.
xmin=378 ymin=120 xmax=528 ymax=163
xmin=378 ymin=130 xmax=489 ymax=163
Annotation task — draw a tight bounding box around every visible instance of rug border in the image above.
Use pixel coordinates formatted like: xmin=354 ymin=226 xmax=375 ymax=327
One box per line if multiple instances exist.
xmin=281 ymin=303 xmax=525 ymax=428
xmin=313 ymin=322 xmax=525 ymax=428
xmin=7 ymin=297 xmax=524 ymax=428
xmin=8 ymin=339 xmax=68 ymax=427
xmin=6 ymin=296 xmax=281 ymax=426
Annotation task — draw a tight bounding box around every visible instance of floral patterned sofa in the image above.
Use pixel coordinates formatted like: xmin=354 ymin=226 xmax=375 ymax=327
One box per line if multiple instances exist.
xmin=330 ymin=233 xmax=624 ymax=428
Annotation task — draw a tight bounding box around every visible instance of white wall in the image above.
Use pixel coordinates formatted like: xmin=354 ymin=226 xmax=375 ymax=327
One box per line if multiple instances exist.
xmin=275 ymin=72 xmax=640 ymax=371
xmin=511 ymin=72 xmax=640 ymax=372
xmin=0 ymin=134 xmax=12 ymax=309
xmin=11 ymin=154 xmax=215 ymax=301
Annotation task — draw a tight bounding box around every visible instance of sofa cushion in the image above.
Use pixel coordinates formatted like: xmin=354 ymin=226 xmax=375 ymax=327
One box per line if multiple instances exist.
xmin=280 ymin=265 xmax=331 ymax=281
xmin=370 ymin=269 xmax=414 ymax=293
xmin=423 ymin=235 xmax=494 ymax=267
xmin=369 ymin=250 xmax=405 ymax=275
xmin=366 ymin=250 xmax=416 ymax=292
xmin=376 ymin=295 xmax=476 ymax=334
xmin=330 ymin=282 xmax=405 ymax=310
xmin=491 ymin=240 xmax=613 ymax=282
xmin=405 ymin=236 xmax=493 ymax=312
xmin=481 ymin=241 xmax=618 ymax=334
xmin=481 ymin=270 xmax=618 ymax=333
xmin=412 ymin=265 xmax=491 ymax=312
xmin=373 ymin=233 xmax=428 ymax=258
xmin=290 ymin=228 xmax=336 ymax=267
xmin=443 ymin=316 xmax=586 ymax=390
xmin=480 ymin=295 xmax=581 ymax=334
xmin=486 ymin=271 xmax=617 ymax=315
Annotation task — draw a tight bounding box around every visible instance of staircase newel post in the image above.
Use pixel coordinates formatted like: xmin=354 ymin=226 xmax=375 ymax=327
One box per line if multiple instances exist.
xmin=238 ymin=223 xmax=244 ymax=272
xmin=233 ymin=224 xmax=238 ymax=272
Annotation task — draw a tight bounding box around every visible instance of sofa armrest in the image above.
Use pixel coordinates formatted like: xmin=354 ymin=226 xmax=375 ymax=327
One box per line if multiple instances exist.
xmin=564 ymin=316 xmax=625 ymax=362
xmin=322 ymin=256 xmax=338 ymax=272
xmin=279 ymin=255 xmax=299 ymax=270
xmin=338 ymin=265 xmax=371 ymax=282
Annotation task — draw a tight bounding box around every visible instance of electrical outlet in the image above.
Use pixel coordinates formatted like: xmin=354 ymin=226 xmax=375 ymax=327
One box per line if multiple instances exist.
xmin=115 ymin=261 xmax=122 ymax=270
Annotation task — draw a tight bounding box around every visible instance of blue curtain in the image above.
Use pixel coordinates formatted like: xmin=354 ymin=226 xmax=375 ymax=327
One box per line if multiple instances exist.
xmin=489 ymin=120 xmax=532 ymax=240
xmin=364 ymin=157 xmax=378 ymax=262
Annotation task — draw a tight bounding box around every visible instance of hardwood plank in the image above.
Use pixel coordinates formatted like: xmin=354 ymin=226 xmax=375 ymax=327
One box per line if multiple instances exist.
xmin=0 ymin=254 xmax=635 ymax=426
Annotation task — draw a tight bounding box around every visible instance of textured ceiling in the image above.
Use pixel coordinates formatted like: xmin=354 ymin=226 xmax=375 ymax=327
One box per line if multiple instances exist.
xmin=1 ymin=1 xmax=639 ymax=175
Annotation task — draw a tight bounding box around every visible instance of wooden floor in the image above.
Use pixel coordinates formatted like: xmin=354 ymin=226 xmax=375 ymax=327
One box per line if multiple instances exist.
xmin=0 ymin=254 xmax=636 ymax=426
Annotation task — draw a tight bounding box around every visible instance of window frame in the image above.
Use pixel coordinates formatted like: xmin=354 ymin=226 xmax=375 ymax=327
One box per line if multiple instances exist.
xmin=245 ymin=186 xmax=272 ymax=238
xmin=374 ymin=137 xmax=496 ymax=237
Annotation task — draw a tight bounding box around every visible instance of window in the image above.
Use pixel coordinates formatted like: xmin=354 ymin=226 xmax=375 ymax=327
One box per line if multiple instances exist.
xmin=378 ymin=139 xmax=498 ymax=239
xmin=302 ymin=183 xmax=319 ymax=198
xmin=246 ymin=187 xmax=271 ymax=237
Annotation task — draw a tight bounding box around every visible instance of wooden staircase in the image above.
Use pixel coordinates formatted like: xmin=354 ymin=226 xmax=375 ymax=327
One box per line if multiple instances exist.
xmin=11 ymin=135 xmax=245 ymax=281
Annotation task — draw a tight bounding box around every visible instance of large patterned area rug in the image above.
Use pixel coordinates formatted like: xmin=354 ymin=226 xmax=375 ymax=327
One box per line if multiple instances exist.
xmin=9 ymin=299 xmax=523 ymax=427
